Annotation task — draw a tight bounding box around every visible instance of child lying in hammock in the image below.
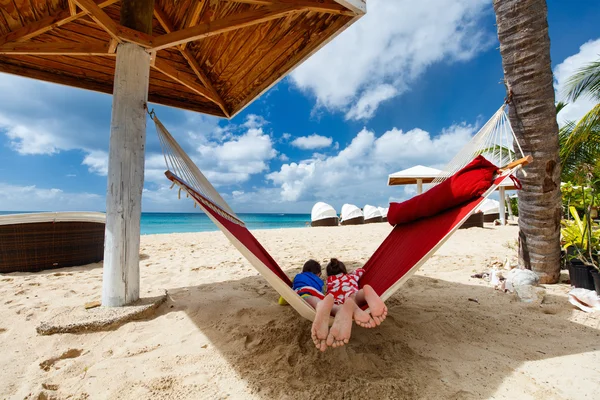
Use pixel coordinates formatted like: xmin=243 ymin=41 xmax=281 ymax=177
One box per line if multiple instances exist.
xmin=318 ymin=258 xmax=388 ymax=348
xmin=298 ymin=259 xmax=388 ymax=351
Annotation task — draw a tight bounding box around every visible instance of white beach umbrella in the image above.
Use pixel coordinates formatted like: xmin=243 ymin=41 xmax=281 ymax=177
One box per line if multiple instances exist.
xmin=387 ymin=165 xmax=443 ymax=194
xmin=378 ymin=207 xmax=389 ymax=218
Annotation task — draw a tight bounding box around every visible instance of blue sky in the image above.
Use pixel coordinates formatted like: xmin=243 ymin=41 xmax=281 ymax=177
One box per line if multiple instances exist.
xmin=1 ymin=0 xmax=599 ymax=214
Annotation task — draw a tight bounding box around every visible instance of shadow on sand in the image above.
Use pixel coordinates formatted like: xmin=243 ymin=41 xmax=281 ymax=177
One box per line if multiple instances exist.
xmin=157 ymin=271 xmax=600 ymax=400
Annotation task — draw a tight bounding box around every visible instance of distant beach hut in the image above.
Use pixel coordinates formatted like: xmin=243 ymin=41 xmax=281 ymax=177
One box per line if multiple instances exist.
xmin=477 ymin=199 xmax=501 ymax=223
xmin=378 ymin=207 xmax=389 ymax=222
xmin=363 ymin=205 xmax=383 ymax=223
xmin=340 ymin=204 xmax=364 ymax=225
xmin=311 ymin=202 xmax=338 ymax=227
xmin=388 ymin=165 xmax=443 ymax=194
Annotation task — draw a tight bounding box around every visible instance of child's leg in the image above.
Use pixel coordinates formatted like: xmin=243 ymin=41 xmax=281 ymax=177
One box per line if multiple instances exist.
xmin=310 ymin=294 xmax=334 ymax=352
xmin=326 ymin=297 xmax=356 ymax=348
xmin=354 ymin=285 xmax=388 ymax=326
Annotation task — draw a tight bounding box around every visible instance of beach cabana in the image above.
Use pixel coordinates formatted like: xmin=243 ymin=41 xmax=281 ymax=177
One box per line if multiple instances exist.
xmin=363 ymin=204 xmax=383 ymax=223
xmin=378 ymin=207 xmax=388 ymax=222
xmin=0 ymin=0 xmax=366 ymax=306
xmin=476 ymin=198 xmax=500 ymax=223
xmin=0 ymin=212 xmax=105 ymax=273
xmin=310 ymin=202 xmax=338 ymax=227
xmin=340 ymin=204 xmax=364 ymax=225
xmin=388 ymin=165 xmax=443 ymax=194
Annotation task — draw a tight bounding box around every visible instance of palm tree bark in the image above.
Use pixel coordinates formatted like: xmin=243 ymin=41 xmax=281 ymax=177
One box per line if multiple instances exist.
xmin=493 ymin=0 xmax=562 ymax=283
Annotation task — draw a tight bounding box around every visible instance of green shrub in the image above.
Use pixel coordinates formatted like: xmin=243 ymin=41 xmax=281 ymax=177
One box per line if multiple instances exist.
xmin=509 ymin=196 xmax=518 ymax=217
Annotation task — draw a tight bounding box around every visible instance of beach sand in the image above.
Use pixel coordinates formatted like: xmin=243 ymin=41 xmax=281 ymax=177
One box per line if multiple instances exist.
xmin=1 ymin=223 xmax=599 ymax=399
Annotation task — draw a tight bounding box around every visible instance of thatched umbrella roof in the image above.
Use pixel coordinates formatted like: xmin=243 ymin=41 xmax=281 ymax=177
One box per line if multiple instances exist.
xmin=0 ymin=0 xmax=365 ymax=118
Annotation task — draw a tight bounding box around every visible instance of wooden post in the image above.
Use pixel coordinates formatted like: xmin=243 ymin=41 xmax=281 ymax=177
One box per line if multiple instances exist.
xmin=499 ymin=186 xmax=506 ymax=226
xmin=416 ymin=179 xmax=423 ymax=194
xmin=102 ymin=0 xmax=154 ymax=307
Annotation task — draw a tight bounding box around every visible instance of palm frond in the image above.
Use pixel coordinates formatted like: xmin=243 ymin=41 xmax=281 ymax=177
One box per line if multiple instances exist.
xmin=556 ymin=101 xmax=568 ymax=115
xmin=565 ymin=60 xmax=600 ymax=102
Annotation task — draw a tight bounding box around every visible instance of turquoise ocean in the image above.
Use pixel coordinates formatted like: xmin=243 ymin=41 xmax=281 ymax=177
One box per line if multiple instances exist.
xmin=139 ymin=212 xmax=311 ymax=235
xmin=0 ymin=212 xmax=312 ymax=235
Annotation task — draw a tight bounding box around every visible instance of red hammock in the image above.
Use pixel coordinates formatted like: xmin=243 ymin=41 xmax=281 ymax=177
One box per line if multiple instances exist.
xmin=165 ymin=163 xmax=526 ymax=320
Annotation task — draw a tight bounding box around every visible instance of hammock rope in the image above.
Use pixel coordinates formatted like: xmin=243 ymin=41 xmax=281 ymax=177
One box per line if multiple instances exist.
xmin=431 ymin=104 xmax=524 ymax=185
xmin=152 ymin=104 xmax=530 ymax=321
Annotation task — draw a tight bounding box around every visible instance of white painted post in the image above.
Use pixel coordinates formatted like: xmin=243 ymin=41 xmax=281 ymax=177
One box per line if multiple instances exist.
xmin=417 ymin=179 xmax=423 ymax=194
xmin=102 ymin=43 xmax=150 ymax=307
xmin=499 ymin=186 xmax=506 ymax=226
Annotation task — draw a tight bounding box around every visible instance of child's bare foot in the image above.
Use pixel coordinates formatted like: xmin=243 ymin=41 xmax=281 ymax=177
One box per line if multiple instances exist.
xmin=327 ymin=298 xmax=355 ymax=348
xmin=311 ymin=295 xmax=334 ymax=352
xmin=353 ymin=306 xmax=375 ymax=328
xmin=363 ymin=285 xmax=388 ymax=326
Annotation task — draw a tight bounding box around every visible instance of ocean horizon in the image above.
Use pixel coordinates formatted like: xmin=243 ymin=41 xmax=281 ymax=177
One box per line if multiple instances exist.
xmin=0 ymin=211 xmax=312 ymax=235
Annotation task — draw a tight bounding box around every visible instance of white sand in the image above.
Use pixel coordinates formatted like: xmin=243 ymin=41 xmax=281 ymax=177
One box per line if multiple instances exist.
xmin=1 ymin=223 xmax=599 ymax=399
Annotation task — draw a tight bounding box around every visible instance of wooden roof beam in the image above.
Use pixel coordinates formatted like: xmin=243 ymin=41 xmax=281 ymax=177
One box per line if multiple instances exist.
xmin=72 ymin=0 xmax=154 ymax=48
xmin=152 ymin=58 xmax=221 ymax=106
xmin=68 ymin=1 xmax=78 ymax=16
xmin=71 ymin=0 xmax=121 ymax=43
xmin=221 ymin=0 xmax=356 ymax=16
xmin=153 ymin=5 xmax=230 ymax=117
xmin=150 ymin=5 xmax=301 ymax=51
xmin=181 ymin=0 xmax=207 ymax=51
xmin=0 ymin=42 xmax=111 ymax=56
xmin=0 ymin=0 xmax=118 ymax=47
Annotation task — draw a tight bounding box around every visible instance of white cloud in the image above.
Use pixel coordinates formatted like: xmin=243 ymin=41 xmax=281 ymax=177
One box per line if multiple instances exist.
xmin=345 ymin=84 xmax=398 ymax=121
xmin=291 ymin=134 xmax=333 ymax=150
xmin=554 ymin=38 xmax=600 ymax=125
xmin=196 ymin=127 xmax=277 ymax=180
xmin=0 ymin=73 xmax=112 ymax=155
xmin=170 ymin=115 xmax=280 ymax=186
xmin=266 ymin=123 xmax=476 ymax=204
xmin=242 ymin=114 xmax=268 ymax=129
xmin=0 ymin=182 xmax=104 ymax=212
xmin=0 ymin=115 xmax=64 ymax=155
xmin=82 ymin=150 xmax=109 ymax=176
xmin=290 ymin=0 xmax=492 ymax=121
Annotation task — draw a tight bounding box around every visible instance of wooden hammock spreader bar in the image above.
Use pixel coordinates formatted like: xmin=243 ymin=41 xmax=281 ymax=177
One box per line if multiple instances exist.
xmin=165 ymin=171 xmax=246 ymax=227
xmin=498 ymin=155 xmax=533 ymax=173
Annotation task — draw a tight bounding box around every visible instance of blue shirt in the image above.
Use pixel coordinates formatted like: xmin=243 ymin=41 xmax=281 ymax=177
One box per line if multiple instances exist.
xmin=292 ymin=272 xmax=324 ymax=293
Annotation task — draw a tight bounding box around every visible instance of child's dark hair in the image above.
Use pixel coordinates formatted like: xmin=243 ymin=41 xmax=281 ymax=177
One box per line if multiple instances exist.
xmin=302 ymin=259 xmax=321 ymax=275
xmin=326 ymin=258 xmax=347 ymax=276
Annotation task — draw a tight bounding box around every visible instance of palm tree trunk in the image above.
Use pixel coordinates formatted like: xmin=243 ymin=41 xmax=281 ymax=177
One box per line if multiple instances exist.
xmin=493 ymin=0 xmax=562 ymax=283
